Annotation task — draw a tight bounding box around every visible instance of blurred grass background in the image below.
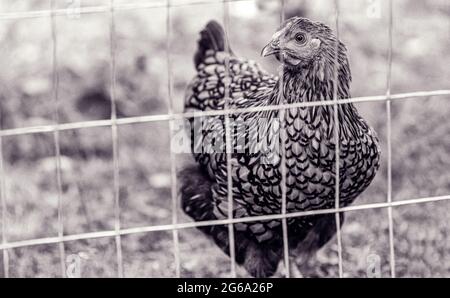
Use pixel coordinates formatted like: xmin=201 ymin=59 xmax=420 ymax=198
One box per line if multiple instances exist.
xmin=0 ymin=0 xmax=448 ymax=277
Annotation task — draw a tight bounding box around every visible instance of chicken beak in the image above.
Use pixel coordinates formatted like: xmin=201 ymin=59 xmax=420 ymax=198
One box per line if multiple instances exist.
xmin=261 ymin=42 xmax=280 ymax=57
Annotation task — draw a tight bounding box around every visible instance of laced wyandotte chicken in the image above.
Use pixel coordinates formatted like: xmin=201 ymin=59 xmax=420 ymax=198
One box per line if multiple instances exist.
xmin=179 ymin=17 xmax=380 ymax=277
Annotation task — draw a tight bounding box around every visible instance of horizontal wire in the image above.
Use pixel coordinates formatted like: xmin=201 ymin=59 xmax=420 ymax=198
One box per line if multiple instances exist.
xmin=0 ymin=194 xmax=449 ymax=251
xmin=0 ymin=89 xmax=449 ymax=138
xmin=0 ymin=0 xmax=253 ymax=21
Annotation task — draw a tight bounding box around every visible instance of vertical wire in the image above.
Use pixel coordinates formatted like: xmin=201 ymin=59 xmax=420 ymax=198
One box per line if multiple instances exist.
xmin=109 ymin=0 xmax=124 ymax=278
xmin=333 ymin=0 xmax=344 ymax=278
xmin=50 ymin=0 xmax=66 ymax=277
xmin=278 ymin=0 xmax=291 ymax=278
xmin=386 ymin=0 xmax=396 ymax=278
xmin=222 ymin=0 xmax=237 ymax=277
xmin=0 ymin=11 xmax=8 ymax=272
xmin=165 ymin=0 xmax=181 ymax=278
xmin=0 ymin=133 xmax=8 ymax=277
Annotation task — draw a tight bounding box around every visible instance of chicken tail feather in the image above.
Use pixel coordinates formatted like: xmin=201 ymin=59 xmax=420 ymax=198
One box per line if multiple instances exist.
xmin=194 ymin=20 xmax=231 ymax=68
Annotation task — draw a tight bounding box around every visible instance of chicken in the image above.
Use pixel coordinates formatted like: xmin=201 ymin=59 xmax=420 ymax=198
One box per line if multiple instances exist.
xmin=179 ymin=17 xmax=380 ymax=277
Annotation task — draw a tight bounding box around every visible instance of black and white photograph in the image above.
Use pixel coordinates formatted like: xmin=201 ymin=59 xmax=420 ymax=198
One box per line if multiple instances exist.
xmin=0 ymin=0 xmax=448 ymax=280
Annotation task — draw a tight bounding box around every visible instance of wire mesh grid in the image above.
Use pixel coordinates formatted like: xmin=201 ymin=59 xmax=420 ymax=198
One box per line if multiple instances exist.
xmin=0 ymin=0 xmax=449 ymax=278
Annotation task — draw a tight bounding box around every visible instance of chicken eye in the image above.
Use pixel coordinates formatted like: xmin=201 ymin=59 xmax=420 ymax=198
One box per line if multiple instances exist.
xmin=295 ymin=33 xmax=307 ymax=44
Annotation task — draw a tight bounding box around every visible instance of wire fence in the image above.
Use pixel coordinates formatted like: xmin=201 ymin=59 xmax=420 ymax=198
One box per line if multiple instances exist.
xmin=0 ymin=0 xmax=449 ymax=278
